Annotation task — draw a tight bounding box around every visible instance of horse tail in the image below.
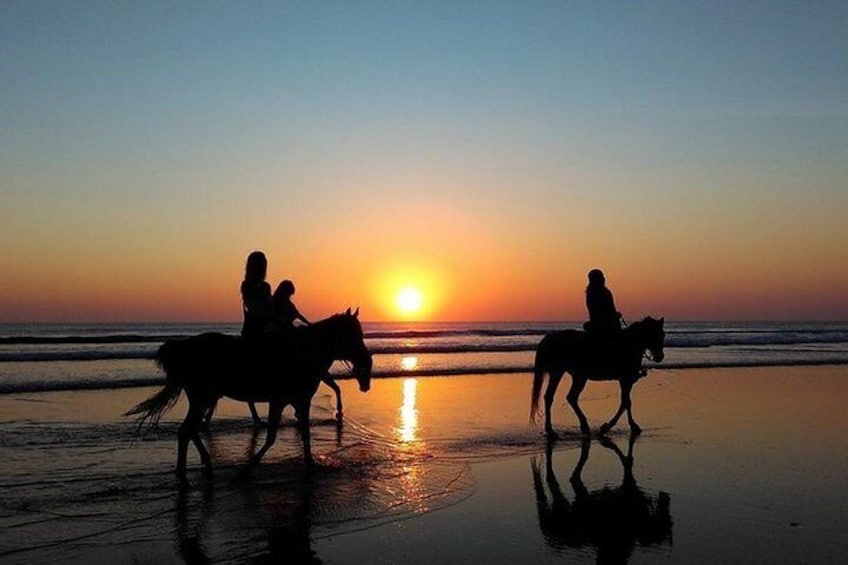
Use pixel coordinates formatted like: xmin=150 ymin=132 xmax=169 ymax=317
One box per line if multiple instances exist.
xmin=154 ymin=339 xmax=185 ymax=381
xmin=124 ymin=382 xmax=181 ymax=433
xmin=530 ymin=337 xmax=549 ymax=424
xmin=124 ymin=340 xmax=184 ymax=432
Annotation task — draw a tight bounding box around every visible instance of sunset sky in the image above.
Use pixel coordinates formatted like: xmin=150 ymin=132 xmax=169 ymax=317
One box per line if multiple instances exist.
xmin=2 ymin=2 xmax=847 ymax=322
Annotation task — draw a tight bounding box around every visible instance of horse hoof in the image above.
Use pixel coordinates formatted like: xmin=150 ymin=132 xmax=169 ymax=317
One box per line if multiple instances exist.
xmin=546 ymin=429 xmax=560 ymax=441
xmin=631 ymin=424 xmax=642 ymax=436
xmin=598 ymin=423 xmax=612 ymax=436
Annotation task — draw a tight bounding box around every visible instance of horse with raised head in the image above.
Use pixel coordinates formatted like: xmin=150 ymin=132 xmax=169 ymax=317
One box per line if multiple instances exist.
xmin=126 ymin=309 xmax=372 ymax=479
xmin=530 ymin=316 xmax=665 ymax=438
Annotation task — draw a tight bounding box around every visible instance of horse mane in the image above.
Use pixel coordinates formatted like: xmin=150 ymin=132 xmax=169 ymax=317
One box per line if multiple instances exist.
xmin=625 ymin=316 xmax=661 ymax=334
xmin=308 ymin=309 xmax=358 ymax=328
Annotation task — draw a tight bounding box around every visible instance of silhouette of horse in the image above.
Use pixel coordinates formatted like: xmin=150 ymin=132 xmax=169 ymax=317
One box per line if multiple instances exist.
xmin=201 ymin=373 xmax=346 ymax=429
xmin=531 ymin=317 xmax=665 ymax=438
xmin=531 ymin=437 xmax=672 ymax=563
xmin=126 ymin=309 xmax=372 ymax=479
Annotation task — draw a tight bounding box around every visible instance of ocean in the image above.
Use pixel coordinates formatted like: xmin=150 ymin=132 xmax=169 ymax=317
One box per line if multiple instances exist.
xmin=2 ymin=320 xmax=848 ymax=395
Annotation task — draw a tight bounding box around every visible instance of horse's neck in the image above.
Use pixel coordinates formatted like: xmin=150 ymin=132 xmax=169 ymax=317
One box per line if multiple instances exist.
xmin=620 ymin=324 xmax=649 ymax=357
xmin=624 ymin=322 xmax=643 ymax=343
xmin=299 ymin=319 xmax=339 ymax=367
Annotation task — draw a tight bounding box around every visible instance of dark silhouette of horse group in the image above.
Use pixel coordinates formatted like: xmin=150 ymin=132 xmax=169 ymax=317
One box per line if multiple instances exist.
xmin=128 ymin=311 xmax=666 ymax=481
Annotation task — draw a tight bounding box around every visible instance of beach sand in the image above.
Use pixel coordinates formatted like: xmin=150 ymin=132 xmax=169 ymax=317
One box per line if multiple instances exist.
xmin=1 ymin=366 xmax=847 ymax=563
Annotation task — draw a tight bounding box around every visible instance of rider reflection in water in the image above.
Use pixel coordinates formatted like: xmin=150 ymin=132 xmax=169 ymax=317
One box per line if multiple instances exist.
xmin=583 ymin=269 xmax=623 ymax=337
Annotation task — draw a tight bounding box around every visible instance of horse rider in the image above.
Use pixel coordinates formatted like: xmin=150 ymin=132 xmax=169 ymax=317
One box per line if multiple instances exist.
xmin=583 ymin=269 xmax=623 ymax=339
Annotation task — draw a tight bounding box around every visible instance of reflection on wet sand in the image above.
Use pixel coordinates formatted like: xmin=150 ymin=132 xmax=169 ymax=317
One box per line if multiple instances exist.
xmin=167 ymin=384 xmax=472 ymax=564
xmin=399 ymin=378 xmax=419 ymax=443
xmin=397 ymin=377 xmax=428 ymax=512
xmin=175 ymin=474 xmax=321 ymax=564
xmin=532 ymin=436 xmax=672 ymax=563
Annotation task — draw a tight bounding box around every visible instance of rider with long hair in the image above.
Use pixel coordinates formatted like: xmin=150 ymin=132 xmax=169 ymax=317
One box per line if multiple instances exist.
xmin=239 ymin=250 xmax=276 ymax=425
xmin=241 ymin=251 xmax=275 ymax=338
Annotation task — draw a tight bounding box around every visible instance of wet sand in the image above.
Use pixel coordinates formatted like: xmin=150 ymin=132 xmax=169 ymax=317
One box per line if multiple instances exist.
xmin=1 ymin=366 xmax=847 ymax=563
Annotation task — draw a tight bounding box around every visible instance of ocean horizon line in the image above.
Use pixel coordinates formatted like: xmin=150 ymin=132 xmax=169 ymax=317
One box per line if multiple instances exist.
xmin=3 ymin=318 xmax=848 ymax=326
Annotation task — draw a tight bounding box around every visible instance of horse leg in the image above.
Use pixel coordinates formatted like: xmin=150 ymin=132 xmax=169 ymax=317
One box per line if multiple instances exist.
xmin=625 ymin=387 xmax=641 ymax=436
xmin=248 ymin=401 xmax=266 ymax=427
xmin=294 ymin=401 xmax=314 ymax=468
xmin=191 ymin=408 xmax=214 ymax=478
xmin=201 ymin=399 xmax=217 ymax=431
xmin=600 ymin=380 xmax=637 ymax=436
xmin=249 ymin=402 xmax=283 ymax=466
xmin=177 ymin=401 xmax=209 ymax=480
xmin=543 ymin=370 xmax=564 ymax=439
xmin=323 ymin=376 xmax=343 ymax=419
xmin=566 ymin=376 xmax=591 ymax=435
xmin=569 ymin=437 xmax=591 ymax=494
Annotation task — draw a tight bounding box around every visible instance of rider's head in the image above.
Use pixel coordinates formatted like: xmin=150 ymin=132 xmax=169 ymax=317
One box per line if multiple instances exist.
xmin=275 ymin=279 xmax=295 ymax=298
xmin=245 ymin=251 xmax=268 ymax=283
xmin=587 ymin=269 xmax=606 ymax=286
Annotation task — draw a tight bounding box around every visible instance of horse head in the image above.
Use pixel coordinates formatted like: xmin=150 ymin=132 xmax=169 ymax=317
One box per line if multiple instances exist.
xmin=639 ymin=316 xmax=665 ymax=363
xmin=332 ymin=308 xmax=372 ymax=392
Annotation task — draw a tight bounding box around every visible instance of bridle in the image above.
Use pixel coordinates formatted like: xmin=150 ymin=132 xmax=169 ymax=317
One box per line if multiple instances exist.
xmin=626 ymin=317 xmax=660 ymax=363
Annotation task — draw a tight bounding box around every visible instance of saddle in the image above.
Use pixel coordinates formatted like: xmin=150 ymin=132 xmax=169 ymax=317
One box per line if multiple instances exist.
xmin=581 ymin=329 xmax=641 ymax=376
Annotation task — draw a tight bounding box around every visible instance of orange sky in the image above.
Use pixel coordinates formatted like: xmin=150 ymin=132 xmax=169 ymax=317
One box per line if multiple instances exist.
xmin=2 ymin=188 xmax=846 ymax=322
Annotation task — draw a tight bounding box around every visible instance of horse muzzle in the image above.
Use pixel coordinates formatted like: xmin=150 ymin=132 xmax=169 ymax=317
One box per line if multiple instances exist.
xmin=354 ymin=355 xmax=373 ymax=392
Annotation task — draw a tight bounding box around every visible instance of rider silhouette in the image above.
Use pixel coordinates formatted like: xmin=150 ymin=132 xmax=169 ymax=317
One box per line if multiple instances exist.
xmin=241 ymin=251 xmax=275 ymax=339
xmin=272 ymin=280 xmax=311 ymax=328
xmin=583 ymin=269 xmax=623 ymax=337
xmin=240 ymin=250 xmax=275 ymax=425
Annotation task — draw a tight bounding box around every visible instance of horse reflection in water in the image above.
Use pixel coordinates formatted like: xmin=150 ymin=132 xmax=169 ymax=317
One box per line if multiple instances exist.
xmin=531 ymin=437 xmax=672 ymax=564
xmin=174 ymin=475 xmax=322 ymax=564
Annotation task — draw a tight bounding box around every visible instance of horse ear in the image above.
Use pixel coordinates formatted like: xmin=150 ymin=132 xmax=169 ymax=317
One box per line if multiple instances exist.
xmin=345 ymin=307 xmax=351 ymax=315
xmin=659 ymin=317 xmax=665 ymax=325
xmin=353 ymin=307 xmax=359 ymax=318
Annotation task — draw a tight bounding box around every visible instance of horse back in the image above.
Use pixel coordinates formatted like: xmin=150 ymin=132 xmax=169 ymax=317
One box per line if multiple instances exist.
xmin=538 ymin=330 xmax=584 ymax=354
xmin=156 ymin=333 xmax=243 ymax=380
xmin=536 ymin=330 xmax=584 ymax=368
xmin=155 ymin=332 xmax=319 ymax=403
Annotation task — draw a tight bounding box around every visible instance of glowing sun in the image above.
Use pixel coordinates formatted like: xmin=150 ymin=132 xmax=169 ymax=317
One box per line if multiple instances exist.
xmin=396 ymin=287 xmax=424 ymax=316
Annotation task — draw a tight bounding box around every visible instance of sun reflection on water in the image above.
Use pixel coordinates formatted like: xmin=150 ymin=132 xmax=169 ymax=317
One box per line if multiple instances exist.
xmin=399 ymin=378 xmax=418 ymax=443
xmin=396 ymin=377 xmax=429 ymax=512
xmin=400 ymin=356 xmax=419 ymax=371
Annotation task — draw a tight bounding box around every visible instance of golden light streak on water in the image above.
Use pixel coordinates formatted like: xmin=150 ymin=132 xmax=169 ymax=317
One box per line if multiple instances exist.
xmin=400 ymin=356 xmax=419 ymax=371
xmin=398 ymin=378 xmax=418 ymax=443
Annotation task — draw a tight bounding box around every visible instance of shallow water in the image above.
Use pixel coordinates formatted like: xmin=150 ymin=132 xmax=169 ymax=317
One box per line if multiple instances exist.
xmin=1 ymin=368 xmax=847 ymax=563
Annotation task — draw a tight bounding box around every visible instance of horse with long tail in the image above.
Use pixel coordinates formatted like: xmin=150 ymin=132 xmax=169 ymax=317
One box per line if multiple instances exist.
xmin=126 ymin=309 xmax=372 ymax=480
xmin=530 ymin=317 xmax=665 ymax=438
